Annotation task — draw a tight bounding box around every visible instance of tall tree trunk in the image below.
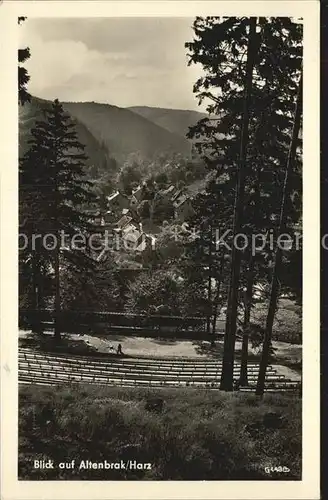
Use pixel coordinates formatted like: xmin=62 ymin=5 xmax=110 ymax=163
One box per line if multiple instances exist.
xmin=211 ymin=256 xmax=225 ymax=338
xmin=54 ymin=240 xmax=61 ymax=340
xmin=149 ymin=201 xmax=154 ymax=225
xmin=256 ymin=76 xmax=302 ymax=396
xmin=206 ymin=225 xmax=213 ymax=339
xmin=53 ymin=160 xmax=61 ymax=340
xmin=31 ymin=250 xmax=41 ymax=334
xmin=220 ymin=17 xmax=258 ymax=391
xmin=149 ymin=192 xmax=159 ymax=226
xmin=239 ymin=259 xmax=255 ymax=385
xmin=239 ymin=166 xmax=262 ymax=385
xmin=54 ymin=170 xmax=61 ymax=340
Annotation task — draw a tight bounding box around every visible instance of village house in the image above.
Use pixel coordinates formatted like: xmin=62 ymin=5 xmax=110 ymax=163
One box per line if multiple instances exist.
xmin=114 ymin=215 xmax=133 ymax=233
xmin=135 ymin=232 xmax=156 ymax=252
xmin=103 ymin=210 xmax=116 ymax=225
xmin=86 ymin=209 xmax=105 ymax=227
xmin=173 ymin=194 xmax=195 ymax=221
xmin=131 ymin=185 xmax=143 ymax=202
xmin=120 ymin=207 xmax=139 ymax=220
xmin=113 ymin=213 xmax=156 ymax=254
xmin=170 ymin=189 xmax=183 ymax=203
xmin=159 ymin=185 xmax=176 ymax=201
xmin=130 ymin=194 xmax=140 ymax=210
xmin=137 ymin=234 xmax=157 ymax=265
xmin=107 ymin=191 xmax=130 ymax=210
xmin=121 ymin=222 xmax=144 ymax=251
xmin=96 ymin=212 xmax=157 ymax=266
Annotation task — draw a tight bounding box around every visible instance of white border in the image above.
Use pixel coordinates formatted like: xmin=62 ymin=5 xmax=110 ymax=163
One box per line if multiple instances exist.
xmin=0 ymin=2 xmax=320 ymax=499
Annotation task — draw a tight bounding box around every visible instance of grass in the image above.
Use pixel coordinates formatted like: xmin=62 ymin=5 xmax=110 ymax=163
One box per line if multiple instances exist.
xmin=19 ymin=384 xmax=302 ymax=481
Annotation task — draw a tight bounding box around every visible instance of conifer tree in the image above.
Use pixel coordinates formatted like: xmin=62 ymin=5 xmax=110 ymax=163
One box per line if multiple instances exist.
xmin=20 ymin=99 xmax=97 ymax=339
xmin=18 ymin=17 xmax=31 ymax=105
xmin=218 ymin=17 xmax=257 ymax=390
xmin=181 ymin=179 xmax=234 ymax=341
xmin=256 ymin=76 xmax=302 ymax=396
xmin=186 ymin=17 xmax=302 ymax=390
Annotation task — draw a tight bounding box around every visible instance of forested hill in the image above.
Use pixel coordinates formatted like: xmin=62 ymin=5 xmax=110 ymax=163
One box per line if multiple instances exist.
xmin=19 ymin=97 xmax=206 ymax=186
xmin=128 ymin=106 xmax=207 ymax=139
xmin=19 ymin=96 xmax=114 ymax=181
xmin=62 ymin=101 xmax=192 ymax=162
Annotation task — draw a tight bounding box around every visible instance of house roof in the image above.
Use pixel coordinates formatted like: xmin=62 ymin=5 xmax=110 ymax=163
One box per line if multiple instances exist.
xmin=123 ymin=226 xmax=144 ymax=251
xmin=132 ymin=185 xmax=142 ymax=194
xmin=122 ymin=223 xmax=140 ymax=235
xmin=171 ymin=189 xmax=183 ymax=202
xmin=107 ymin=191 xmax=120 ymax=203
xmin=130 ymin=195 xmax=139 ymax=205
xmin=117 ymin=215 xmax=132 ymax=229
xmin=145 ymin=234 xmax=157 ymax=248
xmin=162 ymin=185 xmax=175 ymax=196
xmin=86 ymin=208 xmax=101 ymax=216
xmin=173 ymin=194 xmax=190 ymax=209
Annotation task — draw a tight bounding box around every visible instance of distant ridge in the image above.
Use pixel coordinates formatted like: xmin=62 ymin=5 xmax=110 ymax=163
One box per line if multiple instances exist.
xmin=19 ymin=98 xmax=206 ymax=179
xmin=62 ymin=101 xmax=192 ymax=162
xmin=19 ymin=96 xmax=112 ymax=179
xmin=128 ymin=105 xmax=207 ymax=139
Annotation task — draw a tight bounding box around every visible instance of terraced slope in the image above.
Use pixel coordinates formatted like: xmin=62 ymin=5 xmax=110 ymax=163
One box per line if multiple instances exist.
xmin=19 ymin=348 xmax=301 ymax=393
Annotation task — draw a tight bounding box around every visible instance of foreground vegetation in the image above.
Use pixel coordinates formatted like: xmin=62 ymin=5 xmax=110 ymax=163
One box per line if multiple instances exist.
xmin=19 ymin=384 xmax=301 ymax=480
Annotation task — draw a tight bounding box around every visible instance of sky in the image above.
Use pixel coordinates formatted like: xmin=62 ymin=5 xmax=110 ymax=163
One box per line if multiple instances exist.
xmin=19 ymin=17 xmax=205 ymax=111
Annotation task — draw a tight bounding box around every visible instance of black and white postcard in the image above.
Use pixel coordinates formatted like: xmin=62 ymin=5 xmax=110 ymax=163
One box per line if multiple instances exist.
xmin=0 ymin=1 xmax=320 ymax=499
